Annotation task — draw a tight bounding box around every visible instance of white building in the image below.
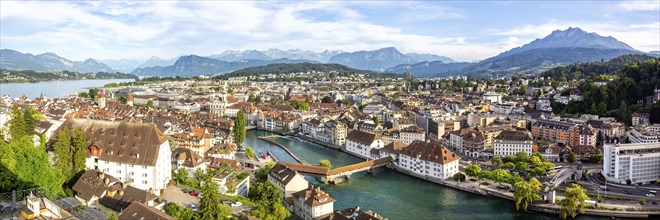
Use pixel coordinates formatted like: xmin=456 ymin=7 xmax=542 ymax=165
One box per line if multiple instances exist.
xmin=54 ymin=119 xmax=172 ymax=195
xmin=396 ymin=141 xmax=460 ymax=180
xmin=172 ymin=148 xmax=207 ymax=178
xmin=628 ymin=125 xmax=660 ymax=144
xmin=399 ymin=126 xmax=426 ymax=145
xmin=291 ymin=187 xmax=335 ymax=220
xmin=268 ymin=163 xmax=309 ymax=198
xmin=603 ymin=143 xmax=660 ymax=185
xmin=482 ymin=92 xmax=502 ymax=104
xmin=345 ymin=130 xmax=384 ymax=159
xmin=493 ymin=130 xmax=534 ymax=157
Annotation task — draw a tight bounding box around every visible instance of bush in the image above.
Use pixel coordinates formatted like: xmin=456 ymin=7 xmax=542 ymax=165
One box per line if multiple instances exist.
xmin=453 ymin=173 xmax=466 ymax=182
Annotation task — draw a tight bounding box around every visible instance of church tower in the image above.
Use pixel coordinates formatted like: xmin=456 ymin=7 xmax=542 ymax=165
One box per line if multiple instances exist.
xmin=97 ymin=90 xmax=107 ymax=109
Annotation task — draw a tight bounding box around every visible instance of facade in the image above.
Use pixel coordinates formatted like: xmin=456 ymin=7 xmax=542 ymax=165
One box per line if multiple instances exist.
xmin=578 ymin=125 xmax=597 ymax=146
xmin=482 ymin=92 xmax=502 ymax=104
xmin=345 ymin=130 xmax=384 ymax=159
xmin=172 ymin=127 xmax=213 ymax=156
xmin=54 ymin=119 xmax=172 ymax=195
xmin=397 ymin=141 xmax=460 ymax=180
xmin=448 ymin=128 xmax=485 ymax=157
xmin=268 ymin=163 xmax=309 ymax=198
xmin=628 ymin=125 xmax=660 ymax=144
xmin=603 ymin=143 xmax=660 ymax=185
xmin=531 ymin=119 xmax=579 ymax=146
xmin=537 ymin=144 xmax=561 ymax=162
xmin=632 ymin=112 xmax=650 ymax=127
xmin=292 ymin=187 xmax=335 ymax=220
xmin=493 ymin=130 xmax=534 ymax=157
xmin=172 ymin=148 xmax=207 ymax=178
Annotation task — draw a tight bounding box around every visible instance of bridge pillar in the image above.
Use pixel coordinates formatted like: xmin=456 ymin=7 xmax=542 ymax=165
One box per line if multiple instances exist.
xmin=547 ymin=190 xmax=556 ymax=204
xmin=345 ymin=174 xmax=351 ymax=180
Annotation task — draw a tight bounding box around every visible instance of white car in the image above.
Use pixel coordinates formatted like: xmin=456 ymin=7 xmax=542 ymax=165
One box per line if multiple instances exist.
xmin=599 ymin=185 xmax=607 ymax=189
xmin=646 ymin=193 xmax=656 ymax=198
xmin=231 ymin=201 xmax=243 ymax=207
xmin=189 ymin=204 xmax=198 ymax=211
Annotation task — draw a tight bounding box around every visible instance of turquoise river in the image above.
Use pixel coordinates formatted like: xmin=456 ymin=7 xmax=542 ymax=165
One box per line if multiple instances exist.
xmin=245 ymin=130 xmax=603 ymax=220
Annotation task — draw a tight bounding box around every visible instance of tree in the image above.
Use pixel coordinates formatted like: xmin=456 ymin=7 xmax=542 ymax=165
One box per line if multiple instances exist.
xmin=639 ymin=199 xmax=646 ymax=206
xmin=164 ymin=202 xmax=197 ymax=220
xmin=8 ymin=136 xmax=65 ymax=197
xmin=249 ymin=181 xmax=290 ymax=219
xmin=515 ymin=161 xmax=529 ymax=173
xmin=492 ymin=157 xmax=504 ymax=167
xmin=589 ymin=154 xmax=603 ymax=164
xmin=465 ymin=164 xmax=481 ymax=177
xmin=514 ymin=178 xmax=542 ymax=211
xmin=147 ymin=100 xmax=154 ymax=108
xmin=319 ymin=159 xmax=332 ymax=169
xmin=515 ymin=151 xmax=530 ymax=163
xmin=106 ymin=211 xmax=118 ymax=220
xmin=22 ymin=107 xmax=36 ymax=138
xmin=321 ymin=96 xmax=333 ymax=103
xmin=504 ymin=162 xmax=516 ymax=170
xmin=173 ymin=168 xmax=190 ymax=185
xmin=254 ymin=161 xmax=276 ymax=183
xmin=372 ymin=116 xmax=380 ymax=125
xmin=597 ymin=196 xmax=603 ymax=203
xmin=558 ymin=184 xmax=590 ymax=219
xmin=8 ymin=106 xmax=26 ymax=140
xmin=532 ymin=152 xmax=546 ymax=162
xmin=199 ymin=171 xmax=232 ymax=219
xmin=233 ymin=110 xmax=246 ymax=146
xmin=245 ymin=146 xmax=255 ymax=158
xmin=89 ymin=88 xmax=99 ymax=101
xmin=567 ymin=152 xmax=577 ymax=163
xmin=596 ymin=131 xmax=603 ymax=144
xmin=53 ymin=127 xmax=73 ymax=179
xmin=79 ymin=92 xmax=89 ymax=98
xmin=492 ymin=169 xmax=511 ymax=185
xmin=72 ymin=128 xmax=87 ymax=175
xmin=531 ymin=167 xmax=546 ymax=176
xmin=453 ymin=173 xmax=466 ymax=182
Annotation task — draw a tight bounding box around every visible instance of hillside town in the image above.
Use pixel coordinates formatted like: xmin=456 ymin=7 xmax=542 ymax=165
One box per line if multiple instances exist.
xmin=1 ymin=68 xmax=659 ymax=220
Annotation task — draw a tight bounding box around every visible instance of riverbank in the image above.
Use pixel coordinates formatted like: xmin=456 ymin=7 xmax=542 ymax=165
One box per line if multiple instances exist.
xmin=255 ymin=130 xmax=659 ymax=219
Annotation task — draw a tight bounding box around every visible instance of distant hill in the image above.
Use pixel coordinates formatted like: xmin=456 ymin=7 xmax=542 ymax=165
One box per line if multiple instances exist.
xmin=649 ymin=51 xmax=660 ymax=57
xmin=138 ymin=56 xmax=178 ymax=68
xmin=223 ymin=62 xmax=375 ymax=77
xmin=385 ymin=61 xmax=472 ymax=77
xmin=0 ymin=49 xmax=115 ymax=73
xmin=543 ymin=54 xmax=657 ymax=80
xmin=327 ymin=47 xmax=456 ymax=71
xmin=131 ymin=55 xmax=315 ymax=77
xmin=208 ymin=49 xmax=343 ymax=63
xmin=1 ymin=69 xmax=137 ymax=83
xmin=455 ymin=27 xmax=642 ymax=77
xmin=100 ymin=58 xmax=144 ymax=73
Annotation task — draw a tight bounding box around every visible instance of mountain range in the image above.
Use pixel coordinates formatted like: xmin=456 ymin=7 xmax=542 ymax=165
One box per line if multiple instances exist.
xmin=0 ymin=27 xmax=652 ymax=77
xmin=0 ymin=49 xmax=115 ymax=73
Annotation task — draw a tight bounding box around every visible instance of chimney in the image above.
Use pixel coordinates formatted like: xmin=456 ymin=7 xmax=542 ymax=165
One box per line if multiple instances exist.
xmin=104 ymin=177 xmax=109 ymax=184
xmin=99 ymin=172 xmax=105 ymax=179
xmin=118 ymin=190 xmax=124 ymax=196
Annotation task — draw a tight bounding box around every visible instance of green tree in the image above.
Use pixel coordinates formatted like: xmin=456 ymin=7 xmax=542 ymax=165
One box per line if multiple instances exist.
xmin=492 ymin=169 xmax=511 ymax=186
xmin=567 ymin=152 xmax=577 ymax=163
xmin=504 ymin=162 xmax=516 ymax=170
xmin=514 ymin=178 xmax=542 ymax=211
xmin=515 ymin=161 xmax=529 ymax=173
xmin=173 ymin=168 xmax=190 ymax=185
xmin=233 ymin=110 xmax=246 ymax=146
xmin=530 ymin=155 xmax=542 ymax=165
xmin=597 ymin=196 xmax=603 ymax=203
xmin=515 ymin=151 xmax=530 ymax=163
xmin=22 ymin=107 xmax=36 ymax=138
xmin=465 ymin=164 xmax=482 ymax=177
xmin=106 ymin=211 xmax=118 ymax=220
xmin=319 ymin=159 xmax=332 ymax=169
xmin=453 ymin=173 xmax=466 ymax=182
xmin=72 ymin=128 xmax=87 ymax=175
xmin=558 ymin=184 xmax=590 ymax=219
xmin=531 ymin=167 xmax=546 ymax=176
xmin=249 ymin=181 xmax=291 ymax=220
xmin=79 ymin=92 xmax=89 ymax=98
xmin=53 ymin=127 xmax=73 ymax=179
xmin=372 ymin=116 xmax=380 ymax=125
xmin=199 ymin=171 xmax=232 ymax=219
xmin=245 ymin=146 xmax=255 ymax=158
xmin=532 ymin=152 xmax=546 ymax=162
xmin=164 ymin=202 xmax=198 ymax=220
xmin=492 ymin=157 xmax=504 ymax=167
xmin=254 ymin=161 xmax=276 ymax=183
xmin=8 ymin=106 xmax=26 ymax=140
xmin=147 ymin=100 xmax=154 ymax=108
xmin=321 ymin=96 xmax=333 ymax=103
xmin=89 ymin=88 xmax=99 ymax=101
xmin=639 ymin=199 xmax=646 ymax=206
xmin=9 ymin=136 xmax=65 ymax=197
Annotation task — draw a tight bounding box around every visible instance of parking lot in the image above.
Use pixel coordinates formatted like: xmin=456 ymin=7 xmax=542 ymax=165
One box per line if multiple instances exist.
xmin=161 ymin=185 xmax=200 ymax=207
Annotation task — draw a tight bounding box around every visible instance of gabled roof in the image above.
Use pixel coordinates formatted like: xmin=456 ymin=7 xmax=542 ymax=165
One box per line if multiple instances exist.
xmin=292 ymin=187 xmax=335 ymax=207
xmin=347 ymin=130 xmax=380 ymax=146
xmin=72 ymin=170 xmax=119 ymax=201
xmin=400 ymin=141 xmax=460 ymax=165
xmin=118 ymin=202 xmax=174 ymax=220
xmin=172 ymin=148 xmax=206 ymax=168
xmin=51 ymin=118 xmax=168 ymax=166
xmin=270 ymin=163 xmax=306 ymax=185
xmin=100 ymin=184 xmax=157 ymax=212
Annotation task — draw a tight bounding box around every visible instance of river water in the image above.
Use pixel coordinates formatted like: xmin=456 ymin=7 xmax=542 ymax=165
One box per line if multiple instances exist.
xmin=245 ymin=130 xmax=603 ymax=220
xmin=0 ymin=79 xmax=135 ymax=99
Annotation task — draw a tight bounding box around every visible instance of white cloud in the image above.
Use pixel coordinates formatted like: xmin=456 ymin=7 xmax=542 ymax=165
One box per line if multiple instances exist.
xmin=617 ymin=0 xmax=660 ymax=11
xmin=0 ymin=1 xmax=658 ymax=63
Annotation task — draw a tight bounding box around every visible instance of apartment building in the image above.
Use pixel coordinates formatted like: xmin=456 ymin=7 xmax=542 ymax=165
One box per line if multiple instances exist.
xmin=345 ymin=130 xmax=384 ymax=159
xmin=397 ymin=141 xmax=460 ymax=180
xmin=494 ymin=130 xmax=534 ymax=157
xmin=531 ymin=119 xmax=579 ymax=146
xmin=603 ymin=143 xmax=660 ymax=185
xmin=292 ymin=187 xmax=335 ymax=220
xmin=54 ymin=119 xmax=171 ymax=195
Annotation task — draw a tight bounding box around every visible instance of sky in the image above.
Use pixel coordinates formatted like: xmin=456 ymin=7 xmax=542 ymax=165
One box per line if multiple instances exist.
xmin=1 ymin=0 xmax=658 ymax=62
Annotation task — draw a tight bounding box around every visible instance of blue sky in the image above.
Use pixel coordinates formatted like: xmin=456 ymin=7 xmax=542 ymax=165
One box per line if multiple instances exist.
xmin=1 ymin=1 xmax=658 ymax=61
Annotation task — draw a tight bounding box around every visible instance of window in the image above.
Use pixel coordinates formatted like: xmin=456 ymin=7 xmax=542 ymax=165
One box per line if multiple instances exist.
xmin=94 ymin=158 xmax=98 ymax=163
xmin=142 ymin=180 xmax=147 ymax=184
xmin=143 ymin=173 xmax=148 ymax=177
xmin=117 ymin=170 xmax=122 ymax=174
xmin=129 ymin=172 xmax=134 ymax=176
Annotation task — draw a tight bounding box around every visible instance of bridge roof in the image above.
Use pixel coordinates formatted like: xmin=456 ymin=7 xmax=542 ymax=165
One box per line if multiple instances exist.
xmin=281 ymin=162 xmax=329 ymax=175
xmin=282 ymin=157 xmax=393 ymax=176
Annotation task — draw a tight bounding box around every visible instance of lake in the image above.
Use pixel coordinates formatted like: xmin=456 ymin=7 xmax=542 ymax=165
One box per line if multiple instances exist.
xmin=0 ymin=79 xmax=135 ymax=99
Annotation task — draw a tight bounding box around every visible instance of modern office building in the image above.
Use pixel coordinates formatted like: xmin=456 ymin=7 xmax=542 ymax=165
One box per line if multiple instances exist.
xmin=602 ymin=143 xmax=660 ymax=185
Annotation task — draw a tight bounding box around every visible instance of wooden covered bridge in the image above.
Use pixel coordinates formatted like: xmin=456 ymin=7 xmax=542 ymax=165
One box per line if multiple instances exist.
xmin=281 ymin=156 xmax=393 ymax=184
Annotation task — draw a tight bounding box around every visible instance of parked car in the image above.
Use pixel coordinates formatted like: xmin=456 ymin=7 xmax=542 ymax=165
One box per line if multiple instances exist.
xmin=189 ymin=190 xmax=198 ymax=197
xmin=646 ymin=193 xmax=656 ymax=198
xmin=222 ymin=200 xmax=232 ymax=205
xmin=599 ymin=185 xmax=607 ymax=189
xmin=231 ymin=202 xmax=242 ymax=207
xmin=189 ymin=204 xmax=197 ymax=211
xmin=624 ymin=190 xmax=632 ymax=194
xmin=182 ymin=188 xmax=191 ymax=194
